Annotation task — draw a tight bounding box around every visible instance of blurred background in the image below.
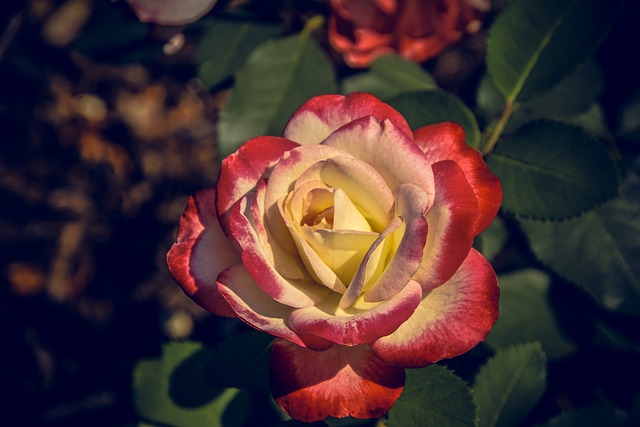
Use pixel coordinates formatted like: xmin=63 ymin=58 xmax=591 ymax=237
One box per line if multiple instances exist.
xmin=1 ymin=0 xmax=639 ymax=426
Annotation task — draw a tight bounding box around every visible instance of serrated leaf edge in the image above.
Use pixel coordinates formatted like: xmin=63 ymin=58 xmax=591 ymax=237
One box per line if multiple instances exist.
xmin=474 ymin=343 xmax=547 ymax=427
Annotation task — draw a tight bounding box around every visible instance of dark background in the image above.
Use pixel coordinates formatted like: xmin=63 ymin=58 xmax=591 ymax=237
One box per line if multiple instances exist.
xmin=1 ymin=0 xmax=639 ymax=426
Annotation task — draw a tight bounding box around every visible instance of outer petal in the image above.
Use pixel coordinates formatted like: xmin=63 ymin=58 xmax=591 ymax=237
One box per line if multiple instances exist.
xmin=328 ymin=17 xmax=394 ymax=68
xmin=271 ymin=339 xmax=405 ymax=422
xmin=413 ymin=160 xmax=479 ymax=290
xmin=166 ymin=188 xmax=239 ymax=317
xmin=371 ymin=249 xmax=499 ymax=368
xmin=283 ymin=92 xmax=412 ymax=145
xmin=217 ymin=136 xmax=299 ymax=226
xmin=288 ymin=280 xmax=422 ymax=346
xmin=328 ymin=0 xmax=396 ymax=68
xmin=217 ymin=264 xmax=331 ymax=350
xmin=127 ymin=0 xmax=217 ymax=25
xmin=414 ymin=122 xmax=502 ymax=235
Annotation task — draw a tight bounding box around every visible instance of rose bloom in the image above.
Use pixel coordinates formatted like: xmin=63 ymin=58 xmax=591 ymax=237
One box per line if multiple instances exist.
xmin=127 ymin=0 xmax=217 ymax=25
xmin=167 ymin=93 xmax=501 ymax=421
xmin=328 ymin=0 xmax=491 ymax=68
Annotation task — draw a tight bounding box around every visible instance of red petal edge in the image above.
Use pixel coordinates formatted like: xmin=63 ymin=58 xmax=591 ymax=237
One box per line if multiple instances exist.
xmin=270 ymin=339 xmax=405 ymax=422
xmin=414 ymin=122 xmax=502 ymax=235
xmin=216 ymin=136 xmax=299 ymax=228
xmin=412 ymin=159 xmax=478 ymax=290
xmin=167 ymin=188 xmax=240 ymax=317
xmin=371 ymin=249 xmax=499 ymax=368
xmin=283 ymin=92 xmax=413 ymax=145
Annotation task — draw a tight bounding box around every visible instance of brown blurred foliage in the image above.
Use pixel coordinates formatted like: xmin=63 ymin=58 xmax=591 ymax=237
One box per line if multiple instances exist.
xmin=0 ymin=1 xmax=236 ymax=425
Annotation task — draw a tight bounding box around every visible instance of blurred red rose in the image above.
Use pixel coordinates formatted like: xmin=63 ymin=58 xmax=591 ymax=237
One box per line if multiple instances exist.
xmin=328 ymin=0 xmax=490 ymax=68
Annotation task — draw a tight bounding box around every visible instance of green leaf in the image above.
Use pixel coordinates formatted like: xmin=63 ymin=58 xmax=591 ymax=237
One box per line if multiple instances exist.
xmin=473 ymin=343 xmax=547 ymax=427
xmin=204 ymin=330 xmax=273 ymax=390
xmin=486 ymin=121 xmax=619 ymax=219
xmin=555 ymin=103 xmax=612 ymax=141
xmin=387 ymin=90 xmax=481 ymax=148
xmin=342 ymin=54 xmax=436 ymax=100
xmin=487 ymin=0 xmax=623 ymax=102
xmin=217 ymin=22 xmax=337 ymax=158
xmin=72 ymin=0 xmax=156 ymax=63
xmin=519 ymin=198 xmax=640 ymax=314
xmin=476 ymin=217 xmax=509 ymax=262
xmin=387 ymin=365 xmax=475 ymax=427
xmin=475 ymin=73 xmax=507 ymax=127
xmin=477 ymin=60 xmax=609 ymax=143
xmin=485 ymin=270 xmax=575 ymax=358
xmin=617 ymin=89 xmax=640 ymax=142
xmin=521 ymin=59 xmax=604 ymax=117
xmin=534 ymin=403 xmax=626 ymax=427
xmin=133 ymin=342 xmax=248 ymax=427
xmin=478 ymin=59 xmax=604 ymax=127
xmin=197 ymin=18 xmax=281 ymax=89
xmin=625 ymin=397 xmax=640 ymax=427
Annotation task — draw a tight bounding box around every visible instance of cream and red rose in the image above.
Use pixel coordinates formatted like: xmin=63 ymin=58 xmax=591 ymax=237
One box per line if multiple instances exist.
xmin=167 ymin=93 xmax=501 ymax=421
xmin=328 ymin=0 xmax=490 ymax=68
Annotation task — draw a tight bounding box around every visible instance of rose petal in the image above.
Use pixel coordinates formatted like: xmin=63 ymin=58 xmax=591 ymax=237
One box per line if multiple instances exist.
xmin=318 ymin=156 xmax=395 ymax=230
xmin=328 ymin=1 xmax=396 ymax=68
xmin=287 ymin=179 xmax=334 ymax=229
xmin=287 ymin=156 xmax=395 ymax=232
xmin=365 ymin=183 xmax=429 ymax=302
xmin=288 ymin=280 xmax=422 ymax=346
xmin=127 ymin=0 xmax=217 ymax=25
xmin=322 ymin=116 xmax=435 ymax=203
xmin=328 ymin=0 xmax=486 ymax=67
xmin=329 ymin=22 xmax=395 ymax=68
xmin=229 ymin=195 xmax=331 ymax=308
xmin=217 ymin=136 xmax=299 ymax=229
xmin=397 ymin=34 xmax=449 ymax=63
xmin=340 ymin=217 xmax=401 ymax=308
xmin=167 ymin=188 xmax=239 ymax=317
xmin=371 ymin=249 xmax=499 ymax=367
xmin=283 ymin=92 xmax=412 ymax=145
xmin=464 ymin=0 xmax=491 ymax=13
xmin=337 ymin=188 xmax=371 ymax=230
xmin=271 ymin=339 xmax=405 ymax=422
xmin=330 ymin=0 xmax=397 ymax=21
xmin=414 ymin=122 xmax=502 ymax=235
xmin=217 ymin=264 xmax=331 ymax=350
xmin=280 ymin=197 xmax=349 ymax=293
xmin=413 ymin=160 xmax=479 ymax=290
xmin=264 ymin=144 xmax=349 ymax=254
xmin=299 ymin=227 xmax=377 ymax=290
xmin=251 ymin=179 xmax=309 ymax=281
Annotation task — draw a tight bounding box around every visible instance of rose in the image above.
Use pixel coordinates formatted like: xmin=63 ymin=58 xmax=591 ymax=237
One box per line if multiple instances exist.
xmin=328 ymin=0 xmax=490 ymax=68
xmin=167 ymin=92 xmax=501 ymax=421
xmin=127 ymin=0 xmax=217 ymax=25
